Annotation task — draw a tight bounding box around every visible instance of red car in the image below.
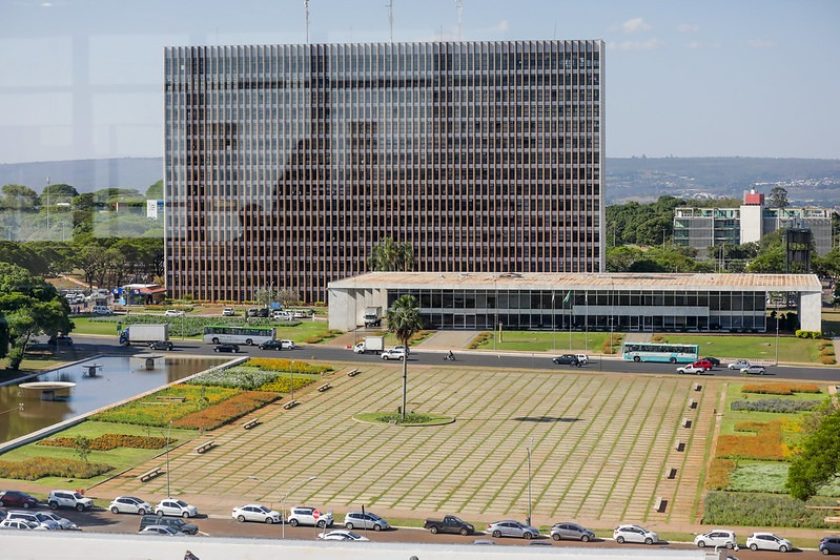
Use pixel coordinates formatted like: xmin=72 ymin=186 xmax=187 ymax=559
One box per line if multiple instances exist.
xmin=693 ymin=359 xmax=714 ymax=370
xmin=0 ymin=490 xmax=39 ymax=509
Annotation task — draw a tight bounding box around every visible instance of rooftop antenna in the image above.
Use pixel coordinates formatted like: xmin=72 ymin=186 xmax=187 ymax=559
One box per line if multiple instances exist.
xmin=456 ymin=0 xmax=463 ymax=40
xmin=386 ymin=0 xmax=394 ymax=43
xmin=304 ymin=0 xmax=310 ymax=44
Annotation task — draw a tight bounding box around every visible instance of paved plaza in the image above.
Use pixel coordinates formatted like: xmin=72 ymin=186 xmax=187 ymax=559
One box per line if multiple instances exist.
xmin=92 ymin=364 xmax=720 ymax=527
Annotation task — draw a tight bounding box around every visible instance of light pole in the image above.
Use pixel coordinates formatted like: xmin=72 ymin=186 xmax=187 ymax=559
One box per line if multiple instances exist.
xmin=164 ymin=421 xmax=173 ymax=497
xmin=775 ymin=307 xmax=781 ymax=366
xmin=281 ymin=475 xmax=317 ymax=539
xmin=526 ymin=437 xmax=534 ymax=527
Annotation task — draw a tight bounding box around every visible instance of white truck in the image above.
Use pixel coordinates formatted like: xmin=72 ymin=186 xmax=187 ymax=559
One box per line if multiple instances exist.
xmin=120 ymin=324 xmax=169 ymax=346
xmin=353 ymin=335 xmax=385 ymax=354
xmin=363 ymin=306 xmax=382 ymax=328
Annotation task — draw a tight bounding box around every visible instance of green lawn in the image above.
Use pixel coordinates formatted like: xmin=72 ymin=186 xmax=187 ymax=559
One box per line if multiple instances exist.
xmin=661 ymin=334 xmax=822 ymax=364
xmin=729 ymin=460 xmax=840 ymax=496
xmin=824 ymin=309 xmax=840 ymax=337
xmin=0 ymin=420 xmax=197 ymax=490
xmin=471 ymin=330 xmax=620 ymax=353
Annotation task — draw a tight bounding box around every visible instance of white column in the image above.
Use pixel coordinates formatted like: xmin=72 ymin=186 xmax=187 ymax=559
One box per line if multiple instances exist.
xmin=799 ymin=291 xmax=822 ymax=332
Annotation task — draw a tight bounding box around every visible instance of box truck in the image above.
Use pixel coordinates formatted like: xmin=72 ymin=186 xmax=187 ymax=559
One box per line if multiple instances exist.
xmin=120 ymin=324 xmax=169 ymax=346
xmin=353 ymin=336 xmax=385 ymax=354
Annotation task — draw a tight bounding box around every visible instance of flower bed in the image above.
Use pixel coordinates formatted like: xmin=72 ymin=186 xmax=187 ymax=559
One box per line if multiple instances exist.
xmin=0 ymin=457 xmax=112 ymax=480
xmin=247 ymin=357 xmax=333 ymax=375
xmin=257 ymin=375 xmax=319 ymax=393
xmin=703 ymin=491 xmax=834 ymax=528
xmin=39 ymin=434 xmax=173 ymax=451
xmin=741 ymin=383 xmax=821 ymax=395
xmin=93 ymin=385 xmax=240 ymax=427
xmin=190 ymin=364 xmax=320 ymax=392
xmin=730 ymin=399 xmax=822 ymax=413
xmin=716 ymin=421 xmax=788 ymax=460
xmin=171 ymin=391 xmax=281 ymax=430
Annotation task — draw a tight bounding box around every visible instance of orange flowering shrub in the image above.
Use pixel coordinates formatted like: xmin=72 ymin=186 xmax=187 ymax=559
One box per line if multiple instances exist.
xmin=0 ymin=457 xmax=111 ymax=480
xmin=706 ymin=458 xmax=736 ymax=490
xmin=39 ymin=434 xmax=172 ymax=450
xmin=741 ymin=383 xmax=821 ymax=395
xmin=172 ymin=391 xmax=280 ymax=430
xmin=716 ymin=421 xmax=787 ymax=460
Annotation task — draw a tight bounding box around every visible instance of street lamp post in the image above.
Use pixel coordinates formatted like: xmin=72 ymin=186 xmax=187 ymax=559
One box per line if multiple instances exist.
xmin=526 ymin=437 xmax=534 ymax=527
xmin=164 ymin=421 xmax=173 ymax=497
xmin=281 ymin=475 xmax=317 ymax=539
xmin=775 ymin=307 xmax=781 ymax=366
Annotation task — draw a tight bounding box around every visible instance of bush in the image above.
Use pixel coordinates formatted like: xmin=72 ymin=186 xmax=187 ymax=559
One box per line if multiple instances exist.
xmin=820 ymin=355 xmax=837 ymax=365
xmin=172 ymin=391 xmax=280 ymax=430
xmin=820 ymin=346 xmax=835 ymax=356
xmin=93 ymin=385 xmax=240 ymax=427
xmin=706 ymin=458 xmax=736 ymax=490
xmin=794 ymin=330 xmax=821 ymax=339
xmin=247 ymin=358 xmax=332 ymax=375
xmin=257 ymin=375 xmax=318 ymax=393
xmin=742 ymin=383 xmax=821 ymax=395
xmin=468 ymin=332 xmax=493 ymax=349
xmin=191 ymin=366 xmax=281 ymax=390
xmin=731 ymin=399 xmax=822 ymax=413
xmin=703 ymin=491 xmax=834 ymax=528
xmin=39 ymin=434 xmax=172 ymax=450
xmin=0 ymin=457 xmax=112 ymax=480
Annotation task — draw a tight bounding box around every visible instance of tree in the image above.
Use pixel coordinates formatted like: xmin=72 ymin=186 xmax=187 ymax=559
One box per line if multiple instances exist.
xmin=386 ymin=295 xmax=424 ymax=421
xmin=0 ymin=262 xmax=72 ymax=370
xmin=73 ymin=435 xmax=92 ymax=464
xmin=0 ymin=184 xmax=38 ymax=210
xmin=787 ymin=403 xmax=840 ymax=501
xmin=146 ymin=179 xmax=163 ymax=199
xmin=41 ymin=184 xmax=79 ymax=204
xmin=368 ymin=237 xmax=414 ymax=271
xmin=253 ymin=287 xmax=278 ymax=308
xmin=768 ymin=186 xmax=789 ymax=208
xmin=0 ymin=241 xmax=50 ymax=276
xmin=277 ymin=288 xmax=302 ymax=308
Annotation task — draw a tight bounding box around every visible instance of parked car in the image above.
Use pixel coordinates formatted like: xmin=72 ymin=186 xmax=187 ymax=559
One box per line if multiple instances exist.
xmin=222 ymin=308 xmax=236 ymax=316
xmin=48 ymin=490 xmax=93 ymax=512
xmin=576 ymin=354 xmax=590 ymax=365
xmin=139 ymin=514 xmax=198 ymax=535
xmin=485 ymin=520 xmax=540 ymax=539
xmin=613 ymin=524 xmax=659 ymax=545
xmin=0 ymin=490 xmax=39 ymax=509
xmin=164 ymin=310 xmax=185 ymax=317
xmin=728 ymin=359 xmax=751 ymax=370
xmin=92 ymin=305 xmax=113 ymax=315
xmin=155 ymin=498 xmax=198 ymax=518
xmin=819 ymin=535 xmax=840 ymax=555
xmin=148 ymin=340 xmax=174 ymax=351
xmin=247 ymin=308 xmax=270 ymax=318
xmin=287 ymin=506 xmax=333 ymax=528
xmin=5 ymin=511 xmax=61 ymax=530
xmin=47 ymin=335 xmax=74 ymax=346
xmin=550 ymin=522 xmax=595 ymax=542
xmin=344 ymin=511 xmax=390 ymax=531
xmin=318 ymin=530 xmax=369 ymax=541
xmin=741 ymin=365 xmax=768 ymax=375
xmin=139 ymin=525 xmax=185 ymax=536
xmin=272 ymin=310 xmax=292 ymax=320
xmin=109 ymin=496 xmax=152 ymax=515
xmin=552 ymin=354 xmax=581 ymax=367
xmin=213 ymin=343 xmax=240 ymax=353
xmin=746 ymin=532 xmax=792 ymax=552
xmin=424 ymin=515 xmax=474 ymax=536
xmin=694 ymin=529 xmax=737 ymax=549
xmin=259 ymin=339 xmax=296 ymax=351
xmin=676 ymin=364 xmax=707 ymax=374
xmin=0 ymin=518 xmax=40 ymax=530
xmin=693 ymin=359 xmax=715 ymax=370
xmin=702 ymin=356 xmax=721 ymax=368
xmin=38 ymin=511 xmax=79 ymax=530
xmin=381 ymin=348 xmax=406 ymax=361
xmin=231 ymin=504 xmax=281 ymax=524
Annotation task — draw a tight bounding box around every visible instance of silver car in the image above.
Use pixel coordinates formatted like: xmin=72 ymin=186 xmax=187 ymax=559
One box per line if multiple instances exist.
xmin=485 ymin=520 xmax=540 ymax=539
xmin=343 ymin=512 xmax=390 ymax=531
xmin=38 ymin=512 xmax=79 ymax=531
xmin=551 ymin=522 xmax=595 ymax=542
xmin=5 ymin=511 xmax=61 ymax=531
xmin=740 ymin=365 xmax=767 ymax=375
xmin=728 ymin=359 xmax=750 ymax=370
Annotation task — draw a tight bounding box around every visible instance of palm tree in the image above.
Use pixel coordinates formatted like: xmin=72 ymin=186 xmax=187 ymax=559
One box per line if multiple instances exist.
xmin=368 ymin=237 xmax=414 ymax=272
xmin=386 ymin=295 xmax=424 ymax=421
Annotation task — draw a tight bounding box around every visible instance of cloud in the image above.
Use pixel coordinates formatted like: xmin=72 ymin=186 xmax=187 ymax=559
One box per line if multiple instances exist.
xmin=495 ymin=19 xmax=509 ymax=33
xmin=748 ymin=38 xmax=775 ymax=48
xmin=622 ymin=17 xmax=652 ymax=33
xmin=677 ymin=23 xmax=699 ymax=33
xmin=687 ymin=41 xmax=720 ymax=49
xmin=610 ymin=38 xmax=663 ymax=51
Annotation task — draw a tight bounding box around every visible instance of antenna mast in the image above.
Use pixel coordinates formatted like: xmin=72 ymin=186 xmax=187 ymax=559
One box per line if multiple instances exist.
xmin=386 ymin=0 xmax=394 ymax=43
xmin=304 ymin=0 xmax=311 ymax=44
xmin=456 ymin=0 xmax=464 ymax=40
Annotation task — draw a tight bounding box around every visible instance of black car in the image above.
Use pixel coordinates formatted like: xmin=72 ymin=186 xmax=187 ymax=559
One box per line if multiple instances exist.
xmin=0 ymin=490 xmax=39 ymax=509
xmin=47 ymin=335 xmax=74 ymax=346
xmin=246 ymin=308 xmax=269 ymax=318
xmin=139 ymin=514 xmax=198 ymax=535
xmin=259 ymin=339 xmax=284 ymax=351
xmin=821 ymin=536 xmax=840 ymax=555
xmin=213 ymin=343 xmax=240 ymax=353
xmin=149 ymin=341 xmax=174 ymax=351
xmin=552 ymin=354 xmax=581 ymax=367
xmin=702 ymin=356 xmax=721 ymax=367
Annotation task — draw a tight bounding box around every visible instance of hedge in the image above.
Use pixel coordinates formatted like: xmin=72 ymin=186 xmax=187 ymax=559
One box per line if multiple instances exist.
xmin=703 ymin=491 xmax=834 ymax=528
xmin=247 ymin=358 xmax=333 ymax=375
xmin=0 ymin=457 xmax=112 ymax=480
xmin=794 ymin=330 xmax=821 ymax=339
xmin=741 ymin=383 xmax=821 ymax=395
xmin=39 ymin=434 xmax=173 ymax=450
xmin=730 ymin=399 xmax=822 ymax=414
xmin=172 ymin=391 xmax=280 ymax=430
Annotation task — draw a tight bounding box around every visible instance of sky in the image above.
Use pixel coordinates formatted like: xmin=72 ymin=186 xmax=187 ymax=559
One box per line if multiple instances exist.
xmin=1 ymin=0 xmax=839 ymax=164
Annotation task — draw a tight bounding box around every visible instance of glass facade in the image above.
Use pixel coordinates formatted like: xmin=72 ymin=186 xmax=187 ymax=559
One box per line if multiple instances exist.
xmin=164 ymin=40 xmax=605 ymax=303
xmin=387 ymin=288 xmax=768 ymax=332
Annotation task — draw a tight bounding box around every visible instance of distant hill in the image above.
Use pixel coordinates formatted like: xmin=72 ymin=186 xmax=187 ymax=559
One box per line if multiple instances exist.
xmin=2 ymin=156 xmax=838 ymax=206
xmin=0 ymin=158 xmax=162 ymax=193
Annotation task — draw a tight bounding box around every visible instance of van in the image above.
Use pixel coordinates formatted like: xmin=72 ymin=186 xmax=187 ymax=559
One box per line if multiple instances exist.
xmin=92 ymin=305 xmax=113 ymax=315
xmin=139 ymin=514 xmax=198 ymax=535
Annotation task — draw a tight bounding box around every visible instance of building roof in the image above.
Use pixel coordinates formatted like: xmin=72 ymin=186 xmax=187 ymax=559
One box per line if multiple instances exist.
xmin=329 ymin=272 xmax=822 ymax=292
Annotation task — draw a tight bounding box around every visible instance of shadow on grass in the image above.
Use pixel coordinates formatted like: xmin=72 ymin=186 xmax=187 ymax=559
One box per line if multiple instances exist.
xmin=512 ymin=416 xmax=582 ymax=423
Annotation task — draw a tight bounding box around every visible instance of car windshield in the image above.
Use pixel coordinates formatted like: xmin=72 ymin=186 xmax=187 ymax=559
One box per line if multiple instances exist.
xmin=347 ymin=532 xmax=362 ymax=538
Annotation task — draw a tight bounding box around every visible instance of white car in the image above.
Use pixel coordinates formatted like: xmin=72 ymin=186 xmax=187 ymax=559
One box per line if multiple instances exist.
xmin=38 ymin=512 xmax=79 ymax=531
xmin=164 ymin=309 xmax=185 ymax=317
xmin=746 ymin=532 xmax=792 ymax=552
xmin=728 ymin=359 xmax=751 ymax=370
xmin=381 ymin=348 xmax=407 ymax=361
xmin=0 ymin=519 xmax=41 ymax=530
xmin=222 ymin=307 xmax=236 ymax=316
xmin=677 ymin=364 xmax=707 ymax=375
xmin=109 ymin=496 xmax=152 ymax=515
xmin=48 ymin=490 xmax=93 ymax=511
xmin=232 ymin=504 xmax=281 ymax=524
xmin=614 ymin=524 xmax=659 ymax=545
xmin=287 ymin=506 xmax=334 ymax=527
xmin=576 ymin=354 xmax=590 ymax=365
xmin=273 ymin=310 xmax=292 ymax=320
xmin=318 ymin=530 xmax=370 ymax=541
xmin=5 ymin=511 xmax=61 ymax=530
xmin=155 ymin=498 xmax=198 ymax=518
xmin=694 ymin=529 xmax=737 ymax=549
xmin=139 ymin=525 xmax=185 ymax=536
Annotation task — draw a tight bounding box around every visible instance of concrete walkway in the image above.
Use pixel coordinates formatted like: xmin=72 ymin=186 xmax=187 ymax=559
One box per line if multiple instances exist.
xmin=416 ymin=330 xmax=480 ymax=350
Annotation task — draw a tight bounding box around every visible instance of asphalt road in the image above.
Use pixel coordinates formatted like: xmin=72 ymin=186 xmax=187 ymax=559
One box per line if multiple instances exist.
xmin=40 ymin=508 xmax=829 ymax=559
xmin=60 ymin=334 xmax=840 ymax=383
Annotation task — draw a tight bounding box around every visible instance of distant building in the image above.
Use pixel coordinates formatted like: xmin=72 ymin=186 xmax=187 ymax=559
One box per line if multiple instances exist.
xmin=673 ymin=189 xmax=835 ymax=258
xmin=146 ymin=199 xmax=164 ymax=219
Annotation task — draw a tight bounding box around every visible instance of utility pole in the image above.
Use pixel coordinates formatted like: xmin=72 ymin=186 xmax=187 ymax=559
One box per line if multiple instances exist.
xmin=456 ymin=0 xmax=464 ymax=40
xmin=386 ymin=0 xmax=394 ymax=43
xmin=304 ymin=0 xmax=311 ymax=44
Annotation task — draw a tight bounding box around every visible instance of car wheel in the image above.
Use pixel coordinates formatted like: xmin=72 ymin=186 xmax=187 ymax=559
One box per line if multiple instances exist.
xmin=460 ymin=528 xmax=469 ymax=536
xmin=670 ymin=357 xmax=677 ymax=364
xmin=373 ymin=524 xmax=382 ymax=531
xmin=345 ymin=522 xmax=354 ymax=530
xmin=212 ymin=337 xmax=219 ymax=344
xmin=76 ymin=504 xmax=85 ymax=512
xmin=750 ymin=543 xmax=758 ymax=551
xmin=726 ymin=542 xmax=734 ymax=549
xmin=167 ymin=344 xmax=173 ymax=351
xmin=245 ymin=339 xmax=253 ymax=346
xmin=182 ymin=512 xmax=190 ymax=518
xmin=492 ymin=530 xmax=501 ymax=538
xmin=821 ymin=548 xmax=829 ymax=555
xmin=779 ymin=545 xmax=788 ymax=553
xmin=290 ymin=519 xmax=299 ymax=527
xmin=110 ymin=506 xmax=119 ymax=514
xmin=156 ymin=510 xmax=164 ymax=517
xmin=137 ymin=508 xmax=146 ymax=515
xmin=265 ymin=518 xmax=273 ymax=524
xmin=237 ymin=515 xmax=246 ymax=522
xmin=581 ymin=535 xmax=590 ymax=542
xmin=317 ymin=520 xmax=326 ymax=528
xmin=430 ymin=526 xmax=438 ymax=534
xmin=696 ymin=540 xmax=705 ymax=548
xmin=552 ymin=534 xmax=561 ymax=541
xmin=616 ymin=536 xmax=625 ymax=544
xmin=645 ymin=537 xmax=653 ymax=545
xmin=524 ymin=532 xmax=533 ymax=540
xmin=47 ymin=502 xmax=56 ymax=510
xmin=633 ymin=356 xmax=640 ymax=362
xmin=214 ymin=348 xmax=219 ymax=352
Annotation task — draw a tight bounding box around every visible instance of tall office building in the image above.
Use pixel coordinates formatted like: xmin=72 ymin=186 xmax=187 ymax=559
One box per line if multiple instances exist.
xmin=164 ymin=40 xmax=605 ymax=303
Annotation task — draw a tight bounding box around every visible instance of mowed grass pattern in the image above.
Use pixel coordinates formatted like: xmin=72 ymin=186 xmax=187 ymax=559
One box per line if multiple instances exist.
xmin=93 ymin=365 xmax=714 ymax=524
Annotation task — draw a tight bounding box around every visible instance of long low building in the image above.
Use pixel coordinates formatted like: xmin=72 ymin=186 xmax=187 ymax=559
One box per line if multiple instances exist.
xmin=328 ymin=272 xmax=822 ymax=333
